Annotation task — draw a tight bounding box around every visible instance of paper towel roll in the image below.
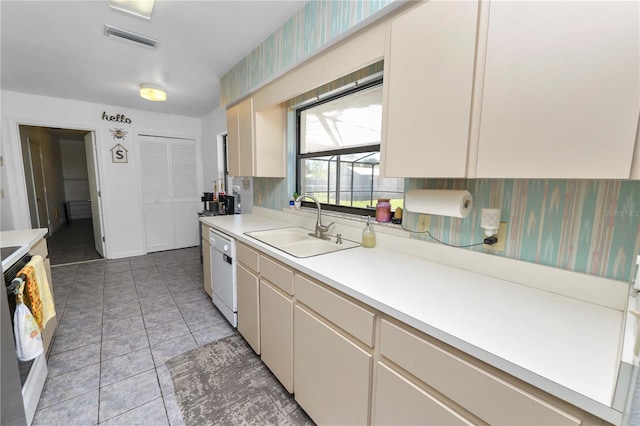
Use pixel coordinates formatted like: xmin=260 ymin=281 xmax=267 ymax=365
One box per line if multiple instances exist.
xmin=404 ymin=189 xmax=473 ymax=218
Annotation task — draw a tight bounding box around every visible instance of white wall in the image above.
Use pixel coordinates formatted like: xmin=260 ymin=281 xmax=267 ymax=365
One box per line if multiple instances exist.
xmin=200 ymin=105 xmax=226 ymax=192
xmin=1 ymin=90 xmax=202 ymax=259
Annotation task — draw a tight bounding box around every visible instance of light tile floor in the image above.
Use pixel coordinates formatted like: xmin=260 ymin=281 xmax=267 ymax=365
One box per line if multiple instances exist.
xmin=34 ymin=247 xmax=236 ymax=425
xmin=46 ymin=219 xmax=102 ymax=266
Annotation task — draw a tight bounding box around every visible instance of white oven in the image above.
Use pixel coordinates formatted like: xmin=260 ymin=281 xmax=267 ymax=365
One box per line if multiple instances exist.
xmin=2 ymin=246 xmax=48 ymax=426
xmin=209 ymin=229 xmax=237 ymax=328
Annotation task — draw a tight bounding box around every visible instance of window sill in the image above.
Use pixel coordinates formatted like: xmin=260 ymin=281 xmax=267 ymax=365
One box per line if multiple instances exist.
xmin=280 ymin=206 xmax=407 ymax=237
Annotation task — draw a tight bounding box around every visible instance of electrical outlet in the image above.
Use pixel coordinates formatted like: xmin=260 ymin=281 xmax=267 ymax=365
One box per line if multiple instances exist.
xmin=483 ymin=222 xmax=507 ymax=252
xmin=417 ymin=214 xmax=431 ymax=232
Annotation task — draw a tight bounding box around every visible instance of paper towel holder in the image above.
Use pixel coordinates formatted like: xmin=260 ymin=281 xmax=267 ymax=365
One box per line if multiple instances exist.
xmin=404 ymin=189 xmax=473 ymax=218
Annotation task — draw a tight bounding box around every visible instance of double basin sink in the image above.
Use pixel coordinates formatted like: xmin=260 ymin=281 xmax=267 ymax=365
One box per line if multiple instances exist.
xmin=245 ymin=227 xmax=360 ymax=258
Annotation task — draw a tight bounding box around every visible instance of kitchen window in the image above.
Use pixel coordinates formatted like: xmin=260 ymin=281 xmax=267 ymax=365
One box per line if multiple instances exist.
xmin=296 ymin=80 xmax=404 ymax=216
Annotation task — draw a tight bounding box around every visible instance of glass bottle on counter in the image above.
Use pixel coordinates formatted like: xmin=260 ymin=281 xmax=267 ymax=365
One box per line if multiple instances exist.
xmin=362 ymin=216 xmax=376 ymax=248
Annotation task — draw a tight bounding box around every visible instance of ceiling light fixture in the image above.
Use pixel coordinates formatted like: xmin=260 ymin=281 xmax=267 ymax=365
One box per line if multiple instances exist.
xmin=109 ymin=0 xmax=155 ymax=20
xmin=139 ymin=84 xmax=166 ymax=102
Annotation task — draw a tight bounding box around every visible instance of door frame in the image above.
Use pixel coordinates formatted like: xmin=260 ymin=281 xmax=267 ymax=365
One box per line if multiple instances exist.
xmin=26 ymin=138 xmax=50 ymax=229
xmin=7 ymin=119 xmax=108 ymax=258
xmin=84 ymin=132 xmax=106 ymax=257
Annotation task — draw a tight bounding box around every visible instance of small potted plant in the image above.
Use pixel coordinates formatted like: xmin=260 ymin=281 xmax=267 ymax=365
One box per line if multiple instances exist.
xmin=293 ymin=192 xmax=301 ymax=209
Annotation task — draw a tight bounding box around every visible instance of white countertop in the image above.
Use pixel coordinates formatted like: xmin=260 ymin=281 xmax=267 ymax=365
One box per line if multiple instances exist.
xmin=0 ymin=229 xmax=48 ymax=249
xmin=0 ymin=229 xmax=48 ymax=272
xmin=201 ymin=213 xmax=626 ymax=424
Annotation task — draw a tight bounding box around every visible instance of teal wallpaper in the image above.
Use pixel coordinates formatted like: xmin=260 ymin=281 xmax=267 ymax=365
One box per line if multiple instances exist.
xmin=255 ymin=175 xmax=640 ymax=283
xmin=402 ymin=179 xmax=640 ymax=283
xmin=219 ymin=0 xmax=395 ymax=106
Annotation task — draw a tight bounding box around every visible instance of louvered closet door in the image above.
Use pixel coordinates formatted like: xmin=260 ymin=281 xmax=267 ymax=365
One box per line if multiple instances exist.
xmin=139 ymin=137 xmax=198 ymax=252
xmin=170 ymin=140 xmax=198 ymax=248
xmin=140 ymin=138 xmax=173 ymax=252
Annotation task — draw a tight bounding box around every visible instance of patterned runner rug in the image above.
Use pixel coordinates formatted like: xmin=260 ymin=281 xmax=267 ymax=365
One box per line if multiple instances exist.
xmin=166 ymin=334 xmax=313 ymax=426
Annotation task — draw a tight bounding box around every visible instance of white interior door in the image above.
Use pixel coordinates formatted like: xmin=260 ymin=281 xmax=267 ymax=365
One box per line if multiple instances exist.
xmin=84 ymin=132 xmax=105 ymax=257
xmin=28 ymin=140 xmax=50 ymax=230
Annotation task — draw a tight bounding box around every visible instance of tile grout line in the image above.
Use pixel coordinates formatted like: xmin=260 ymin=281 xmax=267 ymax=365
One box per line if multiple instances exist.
xmin=97 ymin=259 xmax=108 ymax=425
xmin=132 ymin=256 xmax=180 ymax=424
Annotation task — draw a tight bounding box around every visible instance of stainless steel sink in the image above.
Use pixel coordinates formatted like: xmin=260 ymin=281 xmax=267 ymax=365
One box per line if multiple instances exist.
xmin=245 ymin=227 xmax=360 ymax=258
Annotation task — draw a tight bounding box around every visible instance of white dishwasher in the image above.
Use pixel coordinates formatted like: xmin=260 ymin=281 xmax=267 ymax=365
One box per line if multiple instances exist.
xmin=209 ymin=228 xmax=237 ymax=327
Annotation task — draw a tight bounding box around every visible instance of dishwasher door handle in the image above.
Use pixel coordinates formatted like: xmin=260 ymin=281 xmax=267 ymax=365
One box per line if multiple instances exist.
xmin=223 ymin=254 xmax=233 ymax=265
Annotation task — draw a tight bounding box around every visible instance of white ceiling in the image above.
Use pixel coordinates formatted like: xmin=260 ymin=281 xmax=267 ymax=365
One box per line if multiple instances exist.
xmin=0 ymin=0 xmax=307 ymax=118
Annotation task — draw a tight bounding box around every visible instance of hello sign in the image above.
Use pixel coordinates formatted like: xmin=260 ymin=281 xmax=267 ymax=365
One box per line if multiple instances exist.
xmin=102 ymin=111 xmax=132 ymax=124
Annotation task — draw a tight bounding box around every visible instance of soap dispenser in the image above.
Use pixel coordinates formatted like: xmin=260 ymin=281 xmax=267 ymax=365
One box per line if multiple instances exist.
xmin=362 ymin=216 xmax=376 ymax=248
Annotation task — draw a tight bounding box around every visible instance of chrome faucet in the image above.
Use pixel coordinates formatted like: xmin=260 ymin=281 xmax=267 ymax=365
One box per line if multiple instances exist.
xmin=295 ymin=193 xmax=334 ymax=240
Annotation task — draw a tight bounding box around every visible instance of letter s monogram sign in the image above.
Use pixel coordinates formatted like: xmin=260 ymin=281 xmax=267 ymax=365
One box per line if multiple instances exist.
xmin=110 ymin=143 xmax=128 ymax=164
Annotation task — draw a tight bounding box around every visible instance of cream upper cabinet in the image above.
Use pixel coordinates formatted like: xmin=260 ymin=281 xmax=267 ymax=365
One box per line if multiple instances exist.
xmin=226 ymin=97 xmax=285 ymax=177
xmin=381 ymin=0 xmax=479 ymax=178
xmin=476 ymin=1 xmax=639 ymax=178
xmin=225 ymin=100 xmax=241 ymax=176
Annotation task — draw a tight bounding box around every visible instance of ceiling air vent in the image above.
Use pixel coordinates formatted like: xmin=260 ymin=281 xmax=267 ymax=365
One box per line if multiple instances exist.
xmin=104 ymin=24 xmax=158 ymax=49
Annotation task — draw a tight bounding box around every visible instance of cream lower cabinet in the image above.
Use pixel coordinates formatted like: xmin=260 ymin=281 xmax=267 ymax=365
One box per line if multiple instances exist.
xmin=233 ymin=243 xmax=606 ymax=425
xmin=377 ymin=319 xmax=601 ymax=426
xmin=293 ymin=274 xmax=375 ymax=424
xmin=259 ymin=280 xmax=293 ymax=392
xmin=294 ymin=305 xmax=373 ymax=425
xmin=202 ymin=226 xmax=212 ymax=298
xmin=259 ymin=255 xmax=294 ymax=392
xmin=236 ymin=243 xmax=260 ymax=354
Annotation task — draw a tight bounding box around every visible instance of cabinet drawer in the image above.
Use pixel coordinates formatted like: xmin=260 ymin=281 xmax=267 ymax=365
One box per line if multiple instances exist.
xmin=295 ymin=274 xmax=375 ymax=347
xmin=374 ymin=362 xmax=473 ymax=426
xmin=260 ymin=255 xmax=293 ymax=295
xmin=237 ymin=243 xmax=259 ymax=273
xmin=379 ymin=320 xmax=580 ymax=426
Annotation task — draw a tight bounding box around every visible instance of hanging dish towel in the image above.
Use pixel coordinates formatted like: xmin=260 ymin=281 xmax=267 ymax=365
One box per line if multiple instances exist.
xmin=29 ymin=255 xmax=55 ymax=328
xmin=19 ymin=255 xmax=55 ymax=330
xmin=19 ymin=262 xmax=44 ymax=330
xmin=13 ymin=279 xmax=44 ymax=361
